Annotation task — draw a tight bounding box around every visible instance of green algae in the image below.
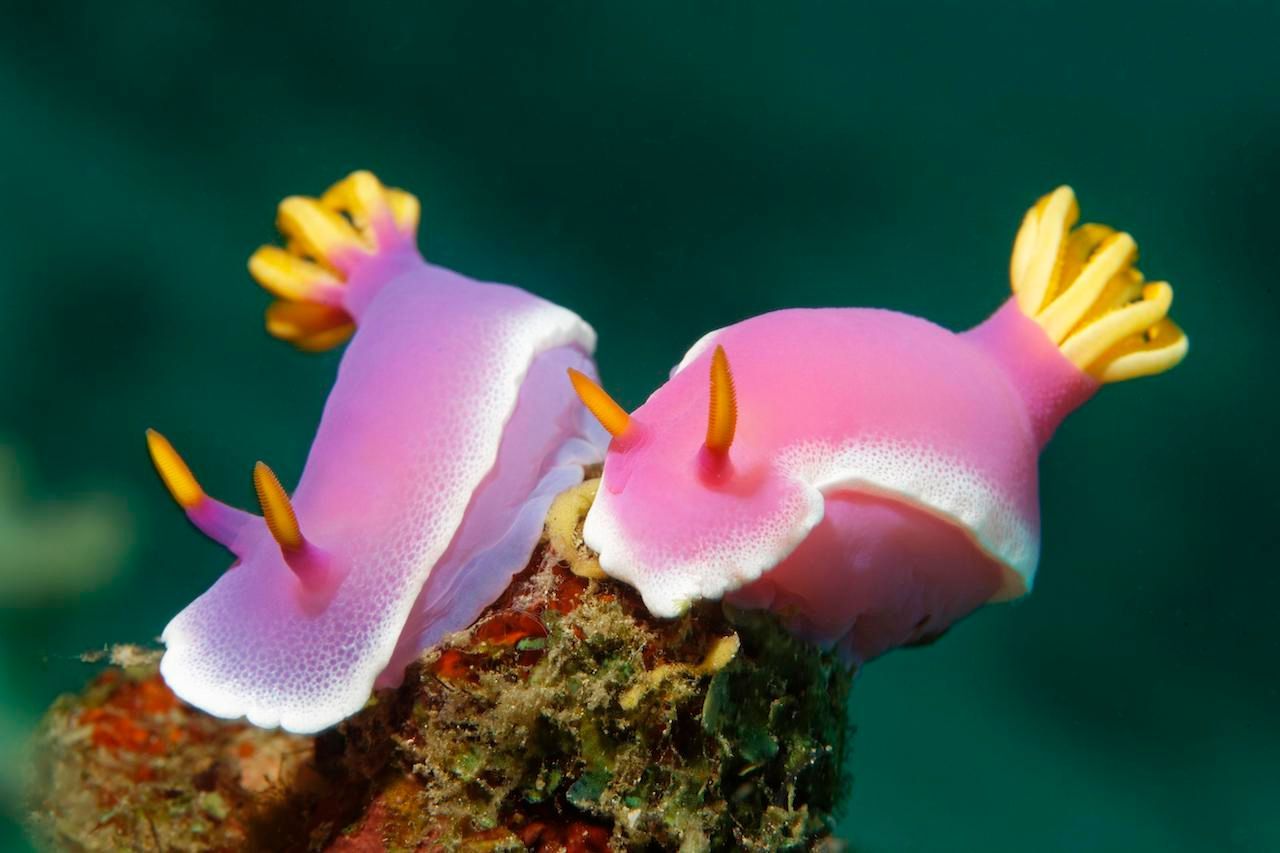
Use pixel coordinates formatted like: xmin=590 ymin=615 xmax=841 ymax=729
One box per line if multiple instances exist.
xmin=351 ymin=553 xmax=853 ymax=851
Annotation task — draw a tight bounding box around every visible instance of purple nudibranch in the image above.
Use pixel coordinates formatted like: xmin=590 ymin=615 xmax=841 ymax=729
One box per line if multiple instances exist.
xmin=570 ymin=187 xmax=1188 ymax=663
xmin=148 ymin=172 xmax=605 ymax=733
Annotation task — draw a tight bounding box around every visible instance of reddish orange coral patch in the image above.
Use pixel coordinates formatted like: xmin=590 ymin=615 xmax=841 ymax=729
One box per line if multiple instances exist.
xmin=472 ymin=610 xmax=546 ymax=647
xmin=78 ymin=674 xmax=183 ymax=756
xmin=431 ymin=649 xmax=482 ymax=683
xmin=547 ymin=573 xmax=588 ymax=614
xmin=518 ymin=818 xmax=612 ymax=852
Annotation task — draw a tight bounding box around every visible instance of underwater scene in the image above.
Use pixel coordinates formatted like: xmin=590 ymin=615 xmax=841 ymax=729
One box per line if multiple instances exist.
xmin=2 ymin=3 xmax=1277 ymax=851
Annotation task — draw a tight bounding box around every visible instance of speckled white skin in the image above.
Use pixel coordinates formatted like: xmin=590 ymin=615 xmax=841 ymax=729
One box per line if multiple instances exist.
xmin=584 ymin=439 xmax=1030 ymax=619
xmin=584 ymin=463 xmax=822 ymax=618
xmin=161 ymin=261 xmax=598 ymax=733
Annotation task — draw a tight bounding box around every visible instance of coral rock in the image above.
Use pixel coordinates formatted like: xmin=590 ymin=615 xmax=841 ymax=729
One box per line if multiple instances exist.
xmin=27 ymin=482 xmax=851 ymax=851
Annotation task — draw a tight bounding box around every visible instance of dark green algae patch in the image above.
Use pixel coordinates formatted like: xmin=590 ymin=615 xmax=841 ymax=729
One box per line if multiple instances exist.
xmin=27 ymin=484 xmax=852 ymax=851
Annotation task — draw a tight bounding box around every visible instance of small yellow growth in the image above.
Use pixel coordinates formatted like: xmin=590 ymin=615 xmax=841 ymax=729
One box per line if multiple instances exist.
xmin=568 ymin=369 xmax=631 ymax=439
xmin=699 ymin=632 xmax=741 ymax=671
xmin=249 ymin=170 xmax=420 ymax=351
xmin=619 ymin=633 xmax=740 ymax=711
xmin=545 ymin=478 xmax=606 ymax=579
xmin=145 ymin=429 xmax=204 ymax=509
xmin=705 ymin=345 xmax=737 ymax=454
xmin=1010 ymin=187 xmax=1188 ymax=382
xmin=252 ymin=461 xmax=303 ymax=551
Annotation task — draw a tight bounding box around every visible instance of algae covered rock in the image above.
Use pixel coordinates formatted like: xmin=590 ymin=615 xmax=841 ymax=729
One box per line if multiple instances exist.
xmin=26 ymin=652 xmax=347 ymax=851
xmin=27 ymin=481 xmax=852 ymax=851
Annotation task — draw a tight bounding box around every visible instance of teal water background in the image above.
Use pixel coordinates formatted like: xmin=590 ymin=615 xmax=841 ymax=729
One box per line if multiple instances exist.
xmin=2 ymin=3 xmax=1277 ymax=850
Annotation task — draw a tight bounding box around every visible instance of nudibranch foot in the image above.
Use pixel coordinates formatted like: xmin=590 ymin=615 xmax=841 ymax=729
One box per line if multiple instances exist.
xmin=725 ymin=490 xmax=1006 ymax=663
xmin=154 ymin=171 xmax=601 ymax=733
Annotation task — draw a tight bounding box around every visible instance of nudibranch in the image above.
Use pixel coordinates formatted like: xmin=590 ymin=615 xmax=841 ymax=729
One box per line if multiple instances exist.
xmin=147 ymin=171 xmax=605 ymax=732
xmin=571 ymin=187 xmax=1188 ymax=662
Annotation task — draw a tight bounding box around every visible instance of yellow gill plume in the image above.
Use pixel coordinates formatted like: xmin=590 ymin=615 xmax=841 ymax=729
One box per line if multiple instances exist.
xmin=248 ymin=171 xmax=420 ymax=351
xmin=1009 ymin=186 xmax=1188 ymax=382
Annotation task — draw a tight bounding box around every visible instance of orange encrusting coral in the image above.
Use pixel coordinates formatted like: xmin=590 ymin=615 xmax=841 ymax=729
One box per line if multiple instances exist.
xmin=518 ymin=819 xmax=613 ymax=852
xmin=429 ymin=603 xmax=554 ymax=683
xmin=78 ymin=673 xmax=182 ymax=761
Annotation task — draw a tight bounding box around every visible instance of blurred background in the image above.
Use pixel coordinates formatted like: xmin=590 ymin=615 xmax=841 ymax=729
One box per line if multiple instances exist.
xmin=1 ymin=1 xmax=1276 ymax=850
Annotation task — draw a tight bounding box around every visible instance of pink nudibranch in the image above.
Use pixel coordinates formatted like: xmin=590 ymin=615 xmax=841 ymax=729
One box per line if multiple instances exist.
xmin=149 ymin=172 xmax=605 ymax=733
xmin=573 ymin=187 xmax=1188 ymax=662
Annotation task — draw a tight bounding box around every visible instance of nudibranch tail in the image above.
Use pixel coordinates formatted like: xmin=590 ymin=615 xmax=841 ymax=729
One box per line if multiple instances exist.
xmin=568 ymin=368 xmax=632 ymax=439
xmin=1010 ymin=186 xmax=1188 ymax=382
xmin=145 ymin=429 xmax=253 ymax=551
xmin=704 ymin=345 xmax=738 ymax=455
xmin=249 ymin=170 xmax=422 ymax=351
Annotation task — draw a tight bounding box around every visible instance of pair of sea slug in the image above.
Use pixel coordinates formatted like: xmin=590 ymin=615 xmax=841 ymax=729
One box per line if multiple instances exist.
xmin=147 ymin=172 xmax=1187 ymax=732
